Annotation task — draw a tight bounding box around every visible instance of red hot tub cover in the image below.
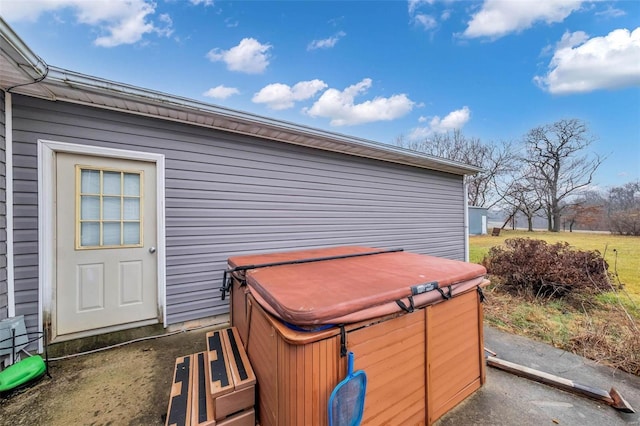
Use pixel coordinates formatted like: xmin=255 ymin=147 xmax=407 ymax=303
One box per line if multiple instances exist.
xmin=228 ymin=246 xmax=487 ymax=325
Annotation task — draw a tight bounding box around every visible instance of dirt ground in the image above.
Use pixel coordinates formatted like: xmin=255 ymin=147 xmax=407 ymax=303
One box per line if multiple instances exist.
xmin=0 ymin=326 xmax=216 ymax=426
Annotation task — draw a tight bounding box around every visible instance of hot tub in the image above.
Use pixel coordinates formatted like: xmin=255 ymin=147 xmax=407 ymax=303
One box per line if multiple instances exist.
xmin=226 ymin=246 xmax=488 ymax=425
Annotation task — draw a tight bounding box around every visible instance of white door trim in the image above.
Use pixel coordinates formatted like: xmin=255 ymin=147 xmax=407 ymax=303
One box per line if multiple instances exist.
xmin=5 ymin=92 xmax=15 ymax=318
xmin=38 ymin=140 xmax=167 ymax=347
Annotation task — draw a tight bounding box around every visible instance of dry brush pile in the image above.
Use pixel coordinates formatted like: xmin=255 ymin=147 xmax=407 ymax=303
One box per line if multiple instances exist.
xmin=482 ymin=238 xmax=639 ymax=375
xmin=482 ymin=238 xmax=611 ymax=301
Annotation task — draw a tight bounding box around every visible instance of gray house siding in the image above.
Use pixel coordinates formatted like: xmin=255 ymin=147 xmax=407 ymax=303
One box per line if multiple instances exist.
xmin=0 ymin=91 xmax=6 ymax=321
xmin=12 ymin=94 xmax=465 ymax=332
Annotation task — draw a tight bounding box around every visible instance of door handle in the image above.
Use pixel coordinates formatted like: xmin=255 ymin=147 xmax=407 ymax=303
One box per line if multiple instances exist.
xmin=149 ymin=247 xmax=156 ymax=254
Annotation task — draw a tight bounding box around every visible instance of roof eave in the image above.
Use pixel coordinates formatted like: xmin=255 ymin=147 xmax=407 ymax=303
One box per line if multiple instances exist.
xmin=41 ymin=67 xmax=483 ymax=176
xmin=0 ymin=18 xmax=48 ymax=85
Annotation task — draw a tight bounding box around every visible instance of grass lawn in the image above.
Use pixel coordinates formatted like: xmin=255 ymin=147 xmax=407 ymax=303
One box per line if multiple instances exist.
xmin=470 ymin=229 xmax=640 ymax=375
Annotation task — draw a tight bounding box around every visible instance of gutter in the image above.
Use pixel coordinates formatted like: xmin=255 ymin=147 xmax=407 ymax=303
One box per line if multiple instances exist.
xmin=0 ymin=17 xmax=48 ymax=85
xmin=44 ymin=66 xmax=483 ymax=176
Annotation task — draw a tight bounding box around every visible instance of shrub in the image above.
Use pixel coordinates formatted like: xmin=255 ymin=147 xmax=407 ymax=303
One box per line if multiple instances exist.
xmin=482 ymin=238 xmax=611 ymax=300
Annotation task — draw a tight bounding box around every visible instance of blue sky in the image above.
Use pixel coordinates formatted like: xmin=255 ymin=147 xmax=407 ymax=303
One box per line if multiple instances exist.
xmin=2 ymin=0 xmax=639 ymax=188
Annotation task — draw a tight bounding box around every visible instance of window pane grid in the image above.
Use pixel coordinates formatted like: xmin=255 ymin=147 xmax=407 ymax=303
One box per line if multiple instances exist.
xmin=77 ymin=166 xmax=143 ymax=249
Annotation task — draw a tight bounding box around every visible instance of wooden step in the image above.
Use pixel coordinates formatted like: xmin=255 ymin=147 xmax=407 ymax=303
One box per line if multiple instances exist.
xmin=206 ymin=327 xmax=256 ymax=421
xmin=166 ymin=355 xmax=192 ymax=426
xmin=166 ymin=327 xmax=256 ymax=426
xmin=206 ymin=329 xmax=235 ymax=399
xmin=190 ymin=352 xmax=216 ymax=426
xmin=217 ymin=408 xmax=255 ymax=426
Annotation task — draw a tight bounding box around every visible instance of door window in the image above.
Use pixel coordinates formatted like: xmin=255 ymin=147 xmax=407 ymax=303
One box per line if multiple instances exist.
xmin=76 ymin=166 xmax=143 ymax=249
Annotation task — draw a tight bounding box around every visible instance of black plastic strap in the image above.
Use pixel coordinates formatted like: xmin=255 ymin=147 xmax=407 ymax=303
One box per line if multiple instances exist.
xmin=396 ymin=296 xmax=415 ymax=313
xmin=340 ymin=325 xmax=347 ymax=358
xmin=477 ymin=286 xmax=486 ymax=303
xmin=220 ymin=271 xmax=228 ymax=300
xmin=221 ymin=248 xmax=404 ymax=300
xmin=436 ymin=285 xmax=453 ymax=300
xmin=220 ymin=270 xmax=231 ymax=300
xmin=230 ymin=248 xmax=404 ymax=273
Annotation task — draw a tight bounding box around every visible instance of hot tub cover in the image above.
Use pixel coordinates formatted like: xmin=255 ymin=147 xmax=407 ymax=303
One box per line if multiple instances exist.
xmin=228 ymin=246 xmax=487 ymax=325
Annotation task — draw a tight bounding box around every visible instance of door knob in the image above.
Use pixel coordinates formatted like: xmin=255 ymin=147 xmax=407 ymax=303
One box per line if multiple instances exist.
xmin=149 ymin=247 xmax=156 ymax=254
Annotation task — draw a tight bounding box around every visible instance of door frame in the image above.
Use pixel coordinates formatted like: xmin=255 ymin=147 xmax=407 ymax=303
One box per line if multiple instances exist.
xmin=38 ymin=140 xmax=167 ymax=345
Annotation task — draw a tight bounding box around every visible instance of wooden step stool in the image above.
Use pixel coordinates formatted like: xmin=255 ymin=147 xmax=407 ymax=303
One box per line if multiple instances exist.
xmin=166 ymin=327 xmax=256 ymax=426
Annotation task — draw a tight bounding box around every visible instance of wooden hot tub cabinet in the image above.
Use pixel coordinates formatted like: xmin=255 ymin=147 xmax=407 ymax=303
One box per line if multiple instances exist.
xmin=230 ymin=271 xmax=487 ymax=425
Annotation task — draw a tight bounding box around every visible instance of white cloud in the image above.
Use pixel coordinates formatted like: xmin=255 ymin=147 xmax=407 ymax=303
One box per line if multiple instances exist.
xmin=189 ymin=0 xmax=214 ymax=6
xmin=556 ymin=30 xmax=590 ymax=49
xmin=408 ymin=0 xmax=440 ymax=31
xmin=414 ymin=14 xmax=438 ymax=30
xmin=207 ymin=38 xmax=272 ymax=74
xmin=431 ymin=106 xmax=471 ymax=131
xmin=535 ymin=28 xmax=640 ymax=94
xmin=408 ymin=0 xmax=435 ymax=15
xmin=156 ymin=13 xmax=173 ymax=37
xmin=252 ymin=80 xmax=328 ymax=110
xmin=203 ymin=85 xmax=240 ymax=100
xmin=225 ymin=18 xmax=239 ymax=28
xmin=595 ymin=5 xmax=626 ymax=18
xmin=462 ymin=0 xmax=585 ymax=39
xmin=1 ymin=0 xmax=171 ymax=47
xmin=409 ymin=107 xmax=471 ymax=139
xmin=307 ymin=31 xmax=346 ymax=51
xmin=0 ymin=0 xmax=65 ymax=21
xmin=305 ymin=78 xmax=415 ymax=126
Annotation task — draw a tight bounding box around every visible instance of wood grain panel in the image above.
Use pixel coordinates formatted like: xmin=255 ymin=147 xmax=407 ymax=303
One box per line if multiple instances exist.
xmin=350 ymin=311 xmax=426 ymax=424
xmin=245 ymin=300 xmax=277 ymax=426
xmin=215 ymin=386 xmax=254 ymax=421
xmin=273 ymin=324 xmax=342 ymax=425
xmin=427 ymin=290 xmax=482 ymax=424
xmin=216 ymin=408 xmax=255 ymax=426
xmin=366 ymin=383 xmax=426 ymax=425
xmin=230 ymin=277 xmax=249 ymax=345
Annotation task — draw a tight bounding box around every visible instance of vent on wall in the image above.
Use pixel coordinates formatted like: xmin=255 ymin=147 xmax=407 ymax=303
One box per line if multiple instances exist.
xmin=0 ymin=316 xmax=29 ymax=367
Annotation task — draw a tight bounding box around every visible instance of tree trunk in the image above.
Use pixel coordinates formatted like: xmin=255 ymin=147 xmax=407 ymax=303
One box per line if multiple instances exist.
xmin=552 ymin=211 xmax=562 ymax=232
xmin=551 ymin=199 xmax=561 ymax=232
xmin=527 ymin=216 xmax=533 ymax=232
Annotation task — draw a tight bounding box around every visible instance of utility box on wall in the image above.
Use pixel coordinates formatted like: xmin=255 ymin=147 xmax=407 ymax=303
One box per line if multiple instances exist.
xmin=0 ymin=316 xmax=29 ymax=367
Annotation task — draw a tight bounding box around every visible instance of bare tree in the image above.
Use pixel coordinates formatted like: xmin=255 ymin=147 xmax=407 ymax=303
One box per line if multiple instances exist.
xmin=395 ymin=130 xmax=514 ymax=208
xmin=521 ymin=119 xmax=604 ymax=232
xmin=494 ymin=161 xmax=546 ymax=231
xmin=608 ymin=181 xmax=640 ymax=235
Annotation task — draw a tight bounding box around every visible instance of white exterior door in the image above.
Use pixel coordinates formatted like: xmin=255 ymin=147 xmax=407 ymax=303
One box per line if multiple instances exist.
xmin=55 ymin=152 xmax=159 ymax=337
